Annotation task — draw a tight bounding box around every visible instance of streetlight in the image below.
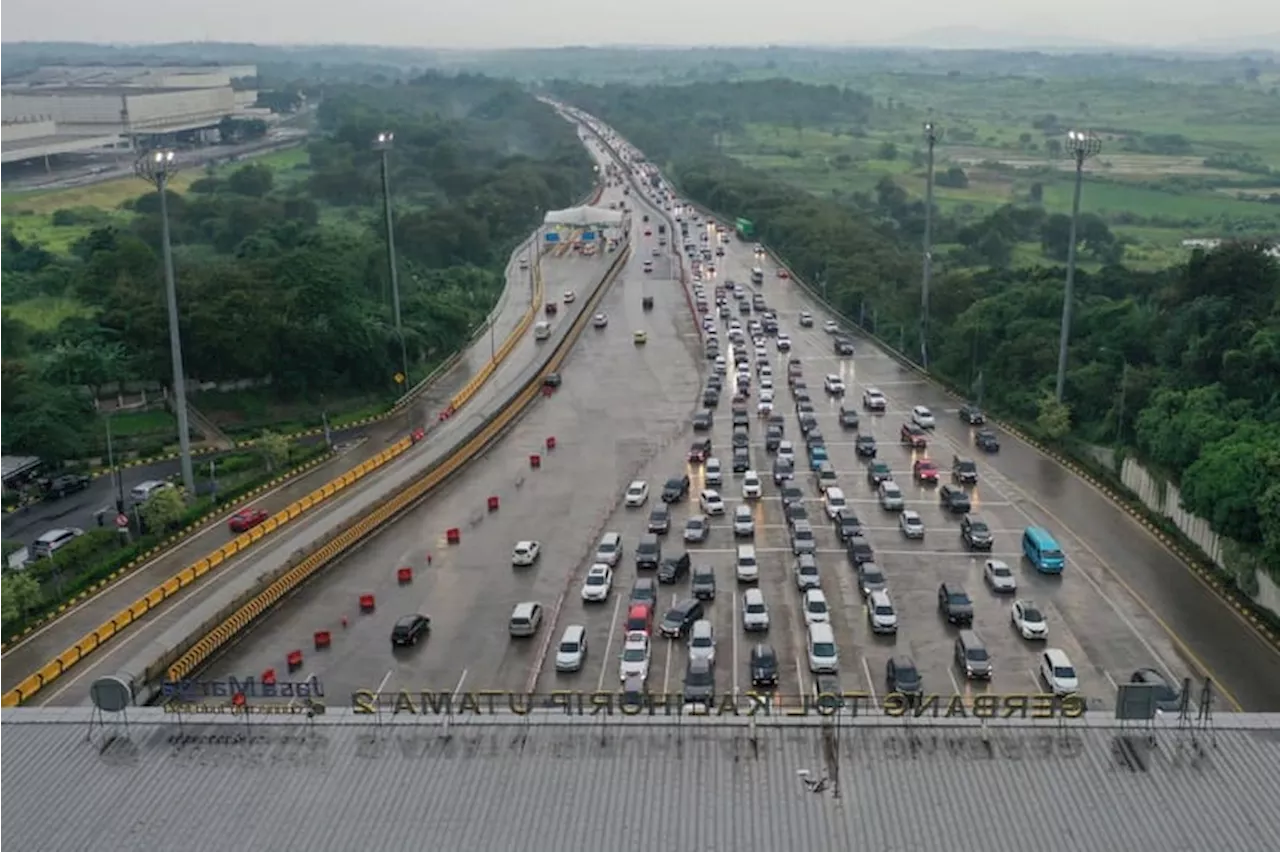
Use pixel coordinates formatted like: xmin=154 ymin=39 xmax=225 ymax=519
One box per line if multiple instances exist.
xmin=1054 ymin=129 xmax=1103 ymax=402
xmin=374 ymin=131 xmax=409 ymax=388
xmin=135 ymin=149 xmax=195 ymax=498
xmin=920 ymin=121 xmax=940 ymax=370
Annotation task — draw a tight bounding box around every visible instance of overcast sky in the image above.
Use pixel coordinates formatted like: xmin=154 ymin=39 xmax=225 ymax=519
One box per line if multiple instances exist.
xmin=2 ymin=1 xmax=1277 ymax=49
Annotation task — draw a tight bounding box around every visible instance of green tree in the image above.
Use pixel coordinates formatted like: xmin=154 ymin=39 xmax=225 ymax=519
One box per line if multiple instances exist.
xmin=1 ymin=573 xmax=42 ymax=625
xmin=227 ymin=163 xmax=274 ymax=198
xmin=877 ymin=142 xmax=898 ymax=161
xmin=140 ymin=485 xmax=185 ymax=532
xmin=1036 ymin=394 xmax=1072 ymax=440
xmin=256 ymin=430 xmax=291 ymax=472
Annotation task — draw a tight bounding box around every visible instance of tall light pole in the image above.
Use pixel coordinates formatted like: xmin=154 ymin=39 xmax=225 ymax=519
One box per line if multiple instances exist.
xmin=920 ymin=121 xmax=940 ymax=370
xmin=135 ymin=150 xmax=195 ymax=497
xmin=1054 ymin=129 xmax=1102 ymax=402
xmin=374 ymin=131 xmax=409 ymax=387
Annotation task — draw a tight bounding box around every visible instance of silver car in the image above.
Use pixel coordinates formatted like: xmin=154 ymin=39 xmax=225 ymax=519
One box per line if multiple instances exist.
xmin=684 ymin=515 xmax=709 ymax=543
xmin=898 ymin=510 xmax=925 ymax=539
xmin=984 ymin=559 xmax=1018 ymax=593
xmin=733 ymin=505 xmax=755 ymax=538
xmin=878 ymin=482 xmax=904 ymax=511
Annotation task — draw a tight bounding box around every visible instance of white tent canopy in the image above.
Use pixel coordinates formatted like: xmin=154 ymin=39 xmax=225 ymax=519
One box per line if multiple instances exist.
xmin=542 ymin=205 xmax=624 ymax=228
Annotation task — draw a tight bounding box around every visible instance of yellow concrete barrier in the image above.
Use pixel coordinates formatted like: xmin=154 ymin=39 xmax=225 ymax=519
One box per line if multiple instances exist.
xmin=167 ymin=243 xmax=630 ymax=682
xmin=2 ymin=244 xmax=556 ymax=708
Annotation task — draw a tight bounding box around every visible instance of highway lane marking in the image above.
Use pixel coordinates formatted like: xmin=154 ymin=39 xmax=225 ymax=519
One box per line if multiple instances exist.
xmin=947 ymin=668 xmax=962 ymax=694
xmin=1102 ymin=669 xmax=1119 ymax=693
xmin=872 ymin=382 xmax=1246 ymax=711
xmin=596 ymin=594 xmax=624 ymax=692
xmin=861 ymin=656 xmax=878 ymax=706
xmin=451 ymin=669 xmax=468 ymax=704
xmin=375 ymin=669 xmax=393 ymax=697
xmin=731 ymin=588 xmax=740 ymax=697
xmin=0 ymin=459 xmax=354 ymax=661
xmin=661 ymin=594 xmax=675 ymax=696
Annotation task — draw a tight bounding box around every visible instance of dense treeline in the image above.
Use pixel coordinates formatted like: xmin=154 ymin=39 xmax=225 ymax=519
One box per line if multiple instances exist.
xmin=558 ymin=80 xmax=1280 ymax=578
xmin=2 ymin=73 xmax=593 ymax=462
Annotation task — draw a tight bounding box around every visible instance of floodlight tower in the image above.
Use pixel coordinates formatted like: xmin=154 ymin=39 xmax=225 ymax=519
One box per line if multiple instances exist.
xmin=135 ymin=150 xmax=195 ymax=497
xmin=1054 ymin=129 xmax=1103 ymax=402
xmin=374 ymin=131 xmax=409 ymax=387
xmin=920 ymin=121 xmax=940 ymax=369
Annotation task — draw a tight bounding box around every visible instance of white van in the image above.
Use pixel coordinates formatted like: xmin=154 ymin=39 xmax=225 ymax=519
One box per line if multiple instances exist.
xmin=130 ymin=480 xmax=172 ymax=504
xmin=534 ymin=321 xmax=552 ymax=341
xmin=735 ymin=544 xmax=759 ymax=583
xmin=31 ymin=527 xmax=84 ymax=559
xmin=807 ymin=623 xmax=839 ymax=673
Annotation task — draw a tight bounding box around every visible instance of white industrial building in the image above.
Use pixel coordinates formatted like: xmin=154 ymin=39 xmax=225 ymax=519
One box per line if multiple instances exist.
xmin=1 ymin=64 xmax=263 ymax=166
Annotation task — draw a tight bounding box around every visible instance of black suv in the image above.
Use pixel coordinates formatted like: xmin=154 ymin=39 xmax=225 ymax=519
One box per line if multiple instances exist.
xmin=390 ymin=614 xmax=431 ymax=646
xmin=732 ymin=447 xmax=751 ymax=473
xmin=691 ymin=564 xmax=717 ymax=600
xmin=886 ymin=656 xmax=923 ymax=696
xmin=701 ymin=389 xmax=719 ymax=408
xmin=658 ymin=551 xmax=692 ymax=583
xmin=833 ymin=510 xmax=862 ymax=542
xmin=648 ymin=504 xmax=670 ymax=534
xmin=939 ymin=483 xmax=971 ymax=513
xmin=765 ymin=425 xmax=783 ymax=452
xmin=959 ymin=403 xmax=985 ymax=425
xmin=833 ymin=337 xmax=855 ymax=356
xmin=42 ymin=474 xmax=90 ymax=499
xmin=975 ymin=429 xmax=1000 ymax=453
xmin=855 ymin=434 xmax=877 ymax=458
xmin=952 ymin=456 xmax=979 ymax=484
xmin=732 ymin=410 xmax=750 ymax=429
xmin=692 ymin=411 xmax=713 ymax=432
xmin=750 ymin=643 xmax=779 ymax=688
xmin=662 ymin=475 xmax=691 ymax=502
xmin=847 ymin=535 xmax=875 ymax=566
xmin=937 ymin=582 xmax=975 ymax=626
xmin=838 ymin=406 xmax=859 ymax=430
xmin=683 ymin=658 xmax=716 ymax=706
xmin=960 ymin=514 xmax=994 ymax=550
xmin=660 ymin=599 xmax=705 ymax=637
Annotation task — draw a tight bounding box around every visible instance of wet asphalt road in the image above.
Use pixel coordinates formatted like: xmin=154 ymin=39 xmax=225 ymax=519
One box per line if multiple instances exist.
xmin=5 ymin=237 xmax=549 ymax=702
xmin=200 ymin=128 xmax=1280 ymax=715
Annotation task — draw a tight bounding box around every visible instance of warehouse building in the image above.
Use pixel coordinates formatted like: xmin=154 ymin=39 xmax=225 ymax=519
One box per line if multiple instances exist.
xmin=1 ymin=64 xmax=263 ymax=168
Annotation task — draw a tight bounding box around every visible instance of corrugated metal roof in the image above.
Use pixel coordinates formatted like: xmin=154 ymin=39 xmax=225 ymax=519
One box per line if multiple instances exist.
xmin=4 ymin=708 xmax=1280 ymax=852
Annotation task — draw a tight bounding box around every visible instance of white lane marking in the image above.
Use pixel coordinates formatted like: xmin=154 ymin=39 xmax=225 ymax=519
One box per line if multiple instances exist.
xmin=861 ymin=656 xmax=878 ymax=707
xmin=1103 ymin=669 xmax=1119 ymax=693
xmin=452 ymin=668 xmax=468 ymax=703
xmin=662 ymin=593 xmax=676 ymax=695
xmin=596 ymin=593 xmax=624 ymax=692
xmin=731 ymin=588 xmax=740 ymax=697
xmin=947 ymin=668 xmax=961 ymax=694
xmin=794 ymin=652 xmax=809 ymax=702
xmin=290 ymin=671 xmax=317 ymax=708
xmin=375 ymin=668 xmax=393 ymax=697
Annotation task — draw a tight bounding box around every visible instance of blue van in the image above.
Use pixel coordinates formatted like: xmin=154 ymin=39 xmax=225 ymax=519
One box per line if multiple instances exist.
xmin=1023 ymin=527 xmax=1065 ymax=573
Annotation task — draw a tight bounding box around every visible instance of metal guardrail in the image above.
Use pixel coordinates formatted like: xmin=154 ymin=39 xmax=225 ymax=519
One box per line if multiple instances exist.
xmin=164 ymin=238 xmax=632 ymax=684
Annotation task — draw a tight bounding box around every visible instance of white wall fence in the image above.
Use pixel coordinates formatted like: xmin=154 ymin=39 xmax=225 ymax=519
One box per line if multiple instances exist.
xmin=1121 ymin=457 xmax=1280 ymax=618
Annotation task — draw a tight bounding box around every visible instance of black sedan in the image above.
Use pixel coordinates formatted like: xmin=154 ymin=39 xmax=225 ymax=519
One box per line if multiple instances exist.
xmin=391 ymin=614 xmax=431 ymax=646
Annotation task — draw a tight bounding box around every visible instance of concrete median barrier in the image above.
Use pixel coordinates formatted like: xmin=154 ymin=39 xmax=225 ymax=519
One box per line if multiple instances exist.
xmin=161 ymin=239 xmax=632 ymax=687
xmin=0 ymin=196 xmax=583 ymax=709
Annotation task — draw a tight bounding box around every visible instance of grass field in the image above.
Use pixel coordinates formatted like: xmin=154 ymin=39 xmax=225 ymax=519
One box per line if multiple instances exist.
xmin=720 ymin=71 xmax=1280 ymax=269
xmin=1 ymin=296 xmax=95 ymax=331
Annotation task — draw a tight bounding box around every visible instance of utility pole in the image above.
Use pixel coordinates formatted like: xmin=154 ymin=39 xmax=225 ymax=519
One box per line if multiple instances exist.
xmin=135 ymin=150 xmax=195 ymax=497
xmin=921 ymin=121 xmax=940 ymax=370
xmin=374 ymin=132 xmax=409 ymax=388
xmin=1055 ymin=129 xmax=1102 ymax=402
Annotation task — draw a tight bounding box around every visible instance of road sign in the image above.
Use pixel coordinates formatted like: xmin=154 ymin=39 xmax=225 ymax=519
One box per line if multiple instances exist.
xmin=582 ymin=231 xmax=596 ymax=241
xmin=394 ymin=372 xmax=405 ymax=385
xmin=544 ymin=232 xmax=560 ymax=243
xmin=115 ymin=513 xmax=129 ymax=529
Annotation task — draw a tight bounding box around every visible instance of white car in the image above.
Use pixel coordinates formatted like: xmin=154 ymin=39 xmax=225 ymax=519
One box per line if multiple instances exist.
xmin=741 ymin=471 xmax=763 ymax=500
xmin=898 ymin=510 xmax=925 ymax=539
xmin=563 ymin=290 xmax=576 ymax=303
xmin=823 ymin=374 xmax=845 ymax=395
xmin=759 ymin=388 xmax=774 ymax=404
xmin=866 ymin=589 xmax=898 ymax=634
xmin=554 ymin=625 xmax=588 ymax=672
xmin=581 ymin=564 xmax=613 ymax=602
xmin=593 ymin=313 xmax=609 ymax=328
xmin=823 ymin=320 xmax=839 ymax=334
xmin=705 ymin=458 xmax=723 ymax=488
xmin=624 ymin=480 xmax=649 ymax=507
xmin=619 ymin=632 xmax=651 ymax=682
xmin=757 ymin=400 xmax=773 ymax=417
xmin=823 ymin=488 xmax=846 ymax=519
xmin=741 ymin=588 xmax=770 ymax=631
xmin=803 ymin=588 xmax=830 ymax=624
xmin=733 ymin=505 xmax=755 ymax=537
xmin=911 ymin=405 xmax=936 ymax=429
xmin=511 ymin=540 xmax=541 ymax=566
xmin=776 ymin=335 xmax=792 ymax=350
xmin=1040 ymin=648 xmax=1080 ymax=695
xmin=863 ymin=388 xmax=887 ymax=411
xmin=984 ymin=559 xmax=1018 ymax=593
xmin=688 ymin=620 xmax=716 ymax=665
xmin=777 ymin=441 xmax=795 ymax=464
xmin=699 ymin=489 xmax=726 ymax=515
xmin=1011 ymin=599 xmax=1048 ymax=640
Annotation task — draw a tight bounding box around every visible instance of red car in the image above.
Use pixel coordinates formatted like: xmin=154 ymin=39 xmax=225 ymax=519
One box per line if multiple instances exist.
xmin=913 ymin=459 xmax=939 ymax=482
xmin=644 ymin=229 xmax=652 ymax=237
xmin=688 ymin=438 xmax=712 ymax=463
xmin=777 ymin=269 xmax=790 ymax=279
xmin=229 ymin=507 xmax=269 ymax=533
xmin=900 ymin=423 xmax=928 ymax=449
